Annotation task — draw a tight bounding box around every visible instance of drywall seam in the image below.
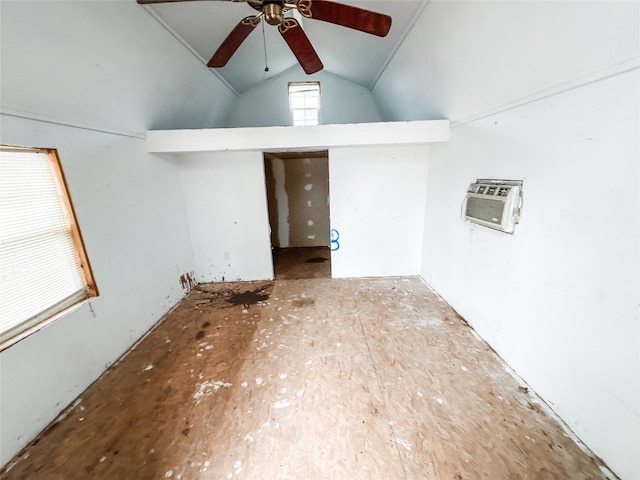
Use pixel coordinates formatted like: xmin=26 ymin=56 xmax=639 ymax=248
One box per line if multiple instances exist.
xmin=0 ymin=109 xmax=146 ymax=140
xmin=451 ymin=56 xmax=639 ymax=127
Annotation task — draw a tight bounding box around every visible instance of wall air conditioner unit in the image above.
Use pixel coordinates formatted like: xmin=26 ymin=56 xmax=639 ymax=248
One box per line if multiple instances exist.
xmin=464 ymin=179 xmax=523 ymax=234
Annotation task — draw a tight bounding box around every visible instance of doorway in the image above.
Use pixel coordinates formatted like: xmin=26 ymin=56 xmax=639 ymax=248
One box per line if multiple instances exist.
xmin=264 ymin=151 xmax=331 ymax=279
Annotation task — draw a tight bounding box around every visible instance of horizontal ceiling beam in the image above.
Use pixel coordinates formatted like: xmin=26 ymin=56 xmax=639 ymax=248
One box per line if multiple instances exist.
xmin=145 ymin=120 xmax=451 ymax=154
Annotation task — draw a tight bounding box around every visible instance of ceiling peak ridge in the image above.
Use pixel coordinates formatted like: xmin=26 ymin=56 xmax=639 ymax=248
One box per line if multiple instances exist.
xmin=237 ymin=65 xmax=373 ymax=97
xmin=141 ymin=4 xmax=240 ymax=97
xmin=370 ymin=0 xmax=430 ymax=91
xmin=321 ymin=69 xmax=371 ymax=92
xmin=237 ymin=64 xmax=303 ymax=97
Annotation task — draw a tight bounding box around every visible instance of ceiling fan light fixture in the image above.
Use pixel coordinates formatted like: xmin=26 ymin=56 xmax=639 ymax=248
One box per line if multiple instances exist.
xmin=263 ymin=2 xmax=284 ymax=25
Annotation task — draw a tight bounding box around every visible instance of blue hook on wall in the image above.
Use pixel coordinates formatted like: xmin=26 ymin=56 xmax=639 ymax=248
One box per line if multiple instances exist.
xmin=330 ymin=229 xmax=340 ymax=251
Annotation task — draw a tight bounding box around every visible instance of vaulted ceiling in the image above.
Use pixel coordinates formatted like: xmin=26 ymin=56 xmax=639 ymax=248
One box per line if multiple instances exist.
xmin=139 ymin=0 xmax=426 ymax=95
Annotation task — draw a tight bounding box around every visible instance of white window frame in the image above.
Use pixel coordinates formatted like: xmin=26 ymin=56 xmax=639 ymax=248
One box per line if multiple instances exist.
xmin=0 ymin=146 xmax=97 ymax=350
xmin=288 ymin=81 xmax=320 ymax=126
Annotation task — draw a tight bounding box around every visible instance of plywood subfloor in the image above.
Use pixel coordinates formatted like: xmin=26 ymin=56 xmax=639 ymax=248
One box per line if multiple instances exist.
xmin=1 ymin=277 xmax=610 ymax=480
xmin=273 ymin=247 xmax=331 ymax=280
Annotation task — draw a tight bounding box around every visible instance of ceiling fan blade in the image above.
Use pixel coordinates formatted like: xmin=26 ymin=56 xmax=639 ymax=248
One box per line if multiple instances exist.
xmin=208 ymin=16 xmax=260 ymax=68
xmin=278 ymin=18 xmax=323 ymax=74
xmin=301 ymin=0 xmax=391 ymax=37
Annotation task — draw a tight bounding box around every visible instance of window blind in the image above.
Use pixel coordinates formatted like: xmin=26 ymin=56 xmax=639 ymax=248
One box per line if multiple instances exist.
xmin=0 ymin=148 xmax=88 ymax=346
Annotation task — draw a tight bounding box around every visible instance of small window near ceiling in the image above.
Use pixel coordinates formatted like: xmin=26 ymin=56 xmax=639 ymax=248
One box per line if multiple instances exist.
xmin=288 ymin=82 xmax=320 ymax=126
xmin=0 ymin=146 xmax=97 ymax=350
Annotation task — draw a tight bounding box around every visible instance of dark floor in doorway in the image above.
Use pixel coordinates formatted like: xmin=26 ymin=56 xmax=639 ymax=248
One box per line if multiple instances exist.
xmin=273 ymin=246 xmax=331 ymax=280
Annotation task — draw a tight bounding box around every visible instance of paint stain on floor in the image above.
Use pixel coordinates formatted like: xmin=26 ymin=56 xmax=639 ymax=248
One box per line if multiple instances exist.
xmin=225 ymin=286 xmax=271 ymax=307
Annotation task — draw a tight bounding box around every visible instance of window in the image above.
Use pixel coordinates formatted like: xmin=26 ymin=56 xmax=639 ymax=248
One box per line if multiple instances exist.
xmin=0 ymin=146 xmax=97 ymax=350
xmin=288 ymin=82 xmax=320 ymax=126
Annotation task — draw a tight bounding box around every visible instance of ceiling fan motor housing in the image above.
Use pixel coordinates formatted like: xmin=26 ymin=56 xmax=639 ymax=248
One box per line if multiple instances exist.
xmin=263 ymin=0 xmax=284 ymax=25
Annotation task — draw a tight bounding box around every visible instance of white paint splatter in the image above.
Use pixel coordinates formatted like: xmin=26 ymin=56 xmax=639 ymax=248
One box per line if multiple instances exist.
xmin=393 ymin=436 xmax=412 ymax=451
xmin=274 ymin=399 xmax=292 ymax=409
xmin=336 ymin=342 xmax=342 ymax=347
xmin=304 ymin=184 xmax=313 ymax=191
xmin=193 ymin=381 xmax=232 ymax=401
xmin=227 ymin=474 xmax=232 ymax=479
xmin=307 ymin=219 xmax=314 ymax=226
xmin=305 ymin=360 xmax=312 ymax=366
xmin=99 ymin=456 xmax=106 ymax=463
xmin=164 ymin=470 xmax=173 ymax=478
xmin=435 ymin=397 xmax=444 ymax=405
xmin=205 ymin=345 xmax=213 ymax=350
xmin=144 ymin=364 xmax=153 ymax=371
xmin=296 ymin=388 xmax=305 ymax=397
xmin=280 ymin=373 xmax=287 ymax=379
xmin=417 ymin=391 xmax=424 ymax=397
xmin=241 ymin=382 xmax=248 ymax=387
xmin=244 ymin=434 xmax=254 ymax=442
xmin=256 ymin=377 xmax=264 ymax=385
xmin=280 ymin=387 xmax=287 ymax=394
xmin=307 ymin=235 xmax=316 ymax=240
xmin=307 ymin=201 xmax=312 ymax=207
xmin=461 ymin=365 xmax=468 ymax=372
xmin=204 ymin=461 xmax=210 ymax=468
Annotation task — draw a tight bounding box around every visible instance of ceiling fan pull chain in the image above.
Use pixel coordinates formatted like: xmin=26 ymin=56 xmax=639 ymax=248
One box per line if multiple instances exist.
xmin=262 ymin=19 xmax=270 ymax=72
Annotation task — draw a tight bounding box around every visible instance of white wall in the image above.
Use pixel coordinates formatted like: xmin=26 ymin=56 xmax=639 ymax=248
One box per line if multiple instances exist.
xmin=373 ymin=1 xmax=639 ymax=123
xmin=0 ymin=0 xmax=237 ymax=467
xmin=0 ymin=116 xmax=196 ymax=467
xmin=177 ymin=152 xmax=274 ymax=282
xmin=329 ymin=145 xmax=429 ymax=278
xmin=421 ymin=70 xmax=639 ymax=480
xmin=374 ymin=2 xmax=640 ymax=477
xmin=0 ymin=0 xmax=236 ymax=133
xmin=226 ymin=67 xmax=383 ymax=127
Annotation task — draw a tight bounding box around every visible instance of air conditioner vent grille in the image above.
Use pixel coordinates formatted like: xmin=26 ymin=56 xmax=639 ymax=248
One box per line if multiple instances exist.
xmin=464 ymin=180 xmax=523 ymax=234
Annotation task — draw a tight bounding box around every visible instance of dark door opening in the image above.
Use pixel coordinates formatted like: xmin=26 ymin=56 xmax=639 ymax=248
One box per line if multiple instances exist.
xmin=264 ymin=151 xmax=331 ymax=280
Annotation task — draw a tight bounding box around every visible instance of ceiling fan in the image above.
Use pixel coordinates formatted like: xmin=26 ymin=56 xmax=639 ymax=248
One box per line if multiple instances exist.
xmin=137 ymin=0 xmax=392 ymax=74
